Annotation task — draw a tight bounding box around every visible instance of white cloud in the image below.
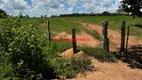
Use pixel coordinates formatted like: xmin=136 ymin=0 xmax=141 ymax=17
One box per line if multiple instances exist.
xmin=65 ymin=0 xmax=80 ymax=6
xmin=0 ymin=0 xmax=123 ymax=17
xmin=68 ymin=7 xmax=73 ymax=13
xmin=0 ymin=0 xmax=4 ymax=3
xmin=12 ymin=0 xmax=29 ymax=10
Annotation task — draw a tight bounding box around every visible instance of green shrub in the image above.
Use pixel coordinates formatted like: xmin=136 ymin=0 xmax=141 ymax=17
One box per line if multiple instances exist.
xmin=51 ymin=55 xmax=92 ymax=79
xmin=0 ymin=17 xmax=56 ymax=79
xmin=0 ymin=64 xmax=13 ymax=80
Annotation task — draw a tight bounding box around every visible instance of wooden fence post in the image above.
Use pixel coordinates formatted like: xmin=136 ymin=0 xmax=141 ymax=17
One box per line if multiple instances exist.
xmin=120 ymin=21 xmax=126 ymax=54
xmin=47 ymin=20 xmax=51 ymax=43
xmin=72 ymin=29 xmax=77 ymax=54
xmin=125 ymin=26 xmax=130 ymax=53
xmin=102 ymin=21 xmax=109 ymax=54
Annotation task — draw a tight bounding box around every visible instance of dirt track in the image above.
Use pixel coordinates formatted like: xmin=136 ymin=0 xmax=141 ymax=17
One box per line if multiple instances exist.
xmin=75 ymin=22 xmax=142 ymax=80
xmin=54 ymin=21 xmax=142 ymax=80
xmin=74 ymin=58 xmax=142 ymax=80
xmin=81 ymin=22 xmax=142 ymax=52
xmin=61 ymin=48 xmax=142 ymax=80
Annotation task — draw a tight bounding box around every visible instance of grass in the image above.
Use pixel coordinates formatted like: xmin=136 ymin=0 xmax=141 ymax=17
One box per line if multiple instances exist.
xmin=79 ymin=46 xmax=116 ymax=62
xmin=1 ymin=16 xmax=141 ymax=51
xmin=20 ymin=18 xmax=90 ymax=37
xmin=85 ymin=30 xmax=102 ymax=40
xmin=48 ymin=18 xmax=86 ymax=34
xmin=61 ymin=16 xmax=142 ymax=38
xmin=48 ymin=41 xmax=72 ymax=53
xmin=19 ymin=17 xmax=101 ymax=45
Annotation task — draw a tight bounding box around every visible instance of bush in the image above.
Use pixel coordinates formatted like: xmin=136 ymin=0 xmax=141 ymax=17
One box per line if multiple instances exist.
xmin=0 ymin=17 xmax=56 ymax=79
xmin=51 ymin=55 xmax=92 ymax=79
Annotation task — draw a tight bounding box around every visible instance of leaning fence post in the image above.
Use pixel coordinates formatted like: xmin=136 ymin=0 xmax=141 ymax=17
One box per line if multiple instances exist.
xmin=47 ymin=20 xmax=51 ymax=43
xmin=72 ymin=29 xmax=77 ymax=54
xmin=125 ymin=26 xmax=130 ymax=54
xmin=102 ymin=21 xmax=109 ymax=54
xmin=120 ymin=21 xmax=126 ymax=54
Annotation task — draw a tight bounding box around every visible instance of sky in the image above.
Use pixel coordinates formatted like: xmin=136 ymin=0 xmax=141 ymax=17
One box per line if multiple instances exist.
xmin=0 ymin=0 xmax=122 ymax=17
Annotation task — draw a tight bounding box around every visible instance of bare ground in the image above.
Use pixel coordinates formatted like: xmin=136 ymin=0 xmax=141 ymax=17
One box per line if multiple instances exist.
xmin=61 ymin=48 xmax=142 ymax=80
xmin=81 ymin=22 xmax=142 ymax=52
xmin=53 ymin=21 xmax=142 ymax=80
xmin=74 ymin=58 xmax=142 ymax=80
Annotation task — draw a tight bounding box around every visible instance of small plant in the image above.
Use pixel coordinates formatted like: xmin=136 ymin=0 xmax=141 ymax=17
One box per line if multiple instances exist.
xmin=51 ymin=55 xmax=93 ymax=79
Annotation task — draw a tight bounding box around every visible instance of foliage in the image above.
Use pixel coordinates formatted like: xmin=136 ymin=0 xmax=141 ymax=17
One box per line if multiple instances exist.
xmin=50 ymin=55 xmax=92 ymax=79
xmin=101 ymin=11 xmax=112 ymax=16
xmin=120 ymin=0 xmax=142 ymax=17
xmin=59 ymin=12 xmax=125 ymax=17
xmin=18 ymin=12 xmax=23 ymax=18
xmin=0 ymin=17 xmax=93 ymax=79
xmin=0 ymin=9 xmax=7 ymax=18
xmin=44 ymin=42 xmax=92 ymax=79
xmin=0 ymin=64 xmax=13 ymax=80
xmin=0 ymin=46 xmax=13 ymax=79
xmin=0 ymin=17 xmax=56 ymax=79
xmin=116 ymin=9 xmax=124 ymax=14
xmin=25 ymin=15 xmax=30 ymax=18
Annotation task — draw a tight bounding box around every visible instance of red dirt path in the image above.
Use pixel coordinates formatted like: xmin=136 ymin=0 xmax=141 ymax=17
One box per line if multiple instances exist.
xmin=81 ymin=22 xmax=142 ymax=52
xmin=54 ymin=21 xmax=142 ymax=80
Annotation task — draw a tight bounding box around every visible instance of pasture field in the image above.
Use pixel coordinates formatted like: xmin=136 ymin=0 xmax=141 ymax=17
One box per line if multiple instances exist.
xmin=2 ymin=16 xmax=141 ymax=38
xmin=61 ymin=16 xmax=142 ymax=38
xmin=0 ymin=16 xmax=142 ymax=79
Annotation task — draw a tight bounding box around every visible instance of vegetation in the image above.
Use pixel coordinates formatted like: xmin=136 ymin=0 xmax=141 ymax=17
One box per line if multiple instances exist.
xmin=120 ymin=0 xmax=142 ymax=17
xmin=79 ymin=46 xmax=116 ymax=62
xmin=51 ymin=55 xmax=92 ymax=79
xmin=49 ymin=18 xmax=86 ymax=34
xmin=0 ymin=17 xmax=92 ymax=79
xmin=0 ymin=11 xmax=142 ymax=79
xmin=62 ymin=16 xmax=142 ymax=38
xmin=0 ymin=9 xmax=7 ymax=18
xmin=59 ymin=11 xmax=125 ymax=17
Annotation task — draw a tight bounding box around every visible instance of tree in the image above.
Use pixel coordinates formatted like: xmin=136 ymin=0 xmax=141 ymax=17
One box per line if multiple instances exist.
xmin=116 ymin=9 xmax=124 ymax=14
xmin=18 ymin=12 xmax=23 ymax=18
xmin=41 ymin=15 xmax=43 ymax=18
xmin=120 ymin=0 xmax=142 ymax=18
xmin=44 ymin=15 xmax=47 ymax=18
xmin=0 ymin=9 xmax=7 ymax=18
xmin=25 ymin=15 xmax=30 ymax=18
xmin=101 ymin=11 xmax=111 ymax=16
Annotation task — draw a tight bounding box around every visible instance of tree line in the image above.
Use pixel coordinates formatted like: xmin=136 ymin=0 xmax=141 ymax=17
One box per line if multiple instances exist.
xmin=57 ymin=11 xmax=125 ymax=17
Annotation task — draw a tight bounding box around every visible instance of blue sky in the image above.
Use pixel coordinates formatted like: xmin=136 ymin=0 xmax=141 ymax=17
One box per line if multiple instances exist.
xmin=0 ymin=0 xmax=122 ymax=17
